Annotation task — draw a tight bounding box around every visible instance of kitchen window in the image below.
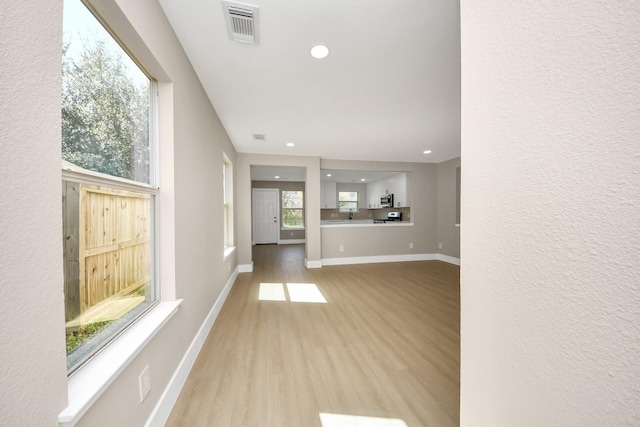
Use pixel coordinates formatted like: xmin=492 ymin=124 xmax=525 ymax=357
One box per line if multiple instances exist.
xmin=282 ymin=190 xmax=304 ymax=228
xmin=338 ymin=191 xmax=358 ymax=213
xmin=62 ymin=0 xmax=158 ymax=373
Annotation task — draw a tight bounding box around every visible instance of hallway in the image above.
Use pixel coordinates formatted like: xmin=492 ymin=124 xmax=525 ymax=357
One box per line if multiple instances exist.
xmin=167 ymin=244 xmax=460 ymax=426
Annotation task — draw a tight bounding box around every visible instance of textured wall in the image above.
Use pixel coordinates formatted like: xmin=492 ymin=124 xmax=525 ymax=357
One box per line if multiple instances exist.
xmin=0 ymin=0 xmax=69 ymax=424
xmin=460 ymin=1 xmax=640 ymax=426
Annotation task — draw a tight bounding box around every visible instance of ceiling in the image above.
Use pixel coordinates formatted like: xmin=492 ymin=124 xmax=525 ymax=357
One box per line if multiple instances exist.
xmin=158 ymin=0 xmax=461 ymax=165
xmin=250 ymin=166 xmax=401 ymax=183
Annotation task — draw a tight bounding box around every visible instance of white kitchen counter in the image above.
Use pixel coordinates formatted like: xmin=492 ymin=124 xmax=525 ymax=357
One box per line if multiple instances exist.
xmin=321 ymin=220 xmax=414 ymax=227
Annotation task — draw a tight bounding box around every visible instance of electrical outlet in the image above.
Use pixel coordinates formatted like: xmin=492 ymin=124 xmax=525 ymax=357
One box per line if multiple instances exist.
xmin=438 ymin=242 xmax=443 ymax=249
xmin=139 ymin=365 xmax=151 ymax=403
xmin=409 ymin=242 xmax=413 ymax=249
xmin=339 ymin=245 xmax=344 ymax=252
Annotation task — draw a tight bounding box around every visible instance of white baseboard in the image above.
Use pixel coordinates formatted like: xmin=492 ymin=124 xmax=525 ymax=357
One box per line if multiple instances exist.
xmin=436 ymin=254 xmax=461 ymax=265
xmin=278 ymin=239 xmax=306 ymax=245
xmin=304 ymin=258 xmax=323 ymax=269
xmin=238 ymin=262 xmax=253 ymax=273
xmin=145 ymin=268 xmax=239 ymax=427
xmin=322 ymin=253 xmax=436 ymax=266
xmin=321 ymin=253 xmax=460 ymax=267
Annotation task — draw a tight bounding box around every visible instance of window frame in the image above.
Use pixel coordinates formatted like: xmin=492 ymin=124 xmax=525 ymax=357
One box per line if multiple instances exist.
xmin=61 ymin=0 xmax=160 ymax=375
xmin=338 ymin=191 xmax=359 ymax=213
xmin=223 ymin=153 xmax=235 ymax=256
xmin=281 ymin=190 xmax=305 ymax=230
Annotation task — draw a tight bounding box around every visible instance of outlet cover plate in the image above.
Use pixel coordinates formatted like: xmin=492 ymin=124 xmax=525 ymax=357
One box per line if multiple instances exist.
xmin=139 ymin=365 xmax=151 ymax=403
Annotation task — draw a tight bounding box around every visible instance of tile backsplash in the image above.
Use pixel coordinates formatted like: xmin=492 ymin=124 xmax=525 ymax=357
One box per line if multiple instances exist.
xmin=321 ymin=207 xmax=411 ymax=222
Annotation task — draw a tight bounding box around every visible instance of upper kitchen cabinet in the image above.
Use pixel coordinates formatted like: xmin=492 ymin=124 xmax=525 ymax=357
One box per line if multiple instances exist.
xmin=367 ymin=179 xmax=383 ymax=208
xmin=366 ymin=172 xmax=411 ymax=208
xmin=390 ymin=172 xmax=410 ymax=207
xmin=320 ymin=181 xmax=337 ymax=209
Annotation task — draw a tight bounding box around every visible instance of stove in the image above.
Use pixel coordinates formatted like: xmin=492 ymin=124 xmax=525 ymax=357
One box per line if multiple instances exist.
xmin=374 ymin=212 xmax=402 ymax=223
xmin=387 ymin=211 xmax=402 ymax=221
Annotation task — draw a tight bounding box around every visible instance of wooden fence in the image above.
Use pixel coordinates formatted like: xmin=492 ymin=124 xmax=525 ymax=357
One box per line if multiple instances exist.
xmin=63 ymin=182 xmax=151 ymax=323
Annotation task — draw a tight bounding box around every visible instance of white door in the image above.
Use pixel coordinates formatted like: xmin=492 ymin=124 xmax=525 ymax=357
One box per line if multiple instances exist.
xmin=252 ymin=188 xmax=279 ymax=244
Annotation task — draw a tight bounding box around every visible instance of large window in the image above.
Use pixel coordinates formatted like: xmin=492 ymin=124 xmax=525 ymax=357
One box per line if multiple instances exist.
xmin=338 ymin=191 xmax=358 ymax=213
xmin=62 ymin=0 xmax=157 ymax=373
xmin=282 ymin=190 xmax=304 ymax=228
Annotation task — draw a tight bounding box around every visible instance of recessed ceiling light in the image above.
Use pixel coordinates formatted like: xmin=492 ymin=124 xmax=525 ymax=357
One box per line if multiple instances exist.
xmin=310 ymin=44 xmax=329 ymax=59
xmin=326 ymin=173 xmax=332 ymax=177
xmin=360 ymin=178 xmax=366 ymax=181
xmin=274 ymin=175 xmax=280 ymax=179
xmin=423 ymin=150 xmax=432 ymax=154
xmin=286 ymin=142 xmax=295 ymax=147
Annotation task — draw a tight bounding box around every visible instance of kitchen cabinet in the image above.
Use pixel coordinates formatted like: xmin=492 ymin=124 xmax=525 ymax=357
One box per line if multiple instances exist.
xmin=320 ymin=181 xmax=337 ymax=209
xmin=366 ymin=179 xmax=384 ymax=208
xmin=390 ymin=172 xmax=409 ymax=207
xmin=366 ymin=172 xmax=411 ymax=208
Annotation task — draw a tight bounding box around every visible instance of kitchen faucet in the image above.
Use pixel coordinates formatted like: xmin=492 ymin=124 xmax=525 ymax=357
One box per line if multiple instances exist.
xmin=348 ymin=210 xmax=353 ymax=220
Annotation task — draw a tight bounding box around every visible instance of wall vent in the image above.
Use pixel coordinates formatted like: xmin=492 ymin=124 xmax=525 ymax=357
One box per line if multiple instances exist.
xmin=222 ymin=1 xmax=260 ymax=44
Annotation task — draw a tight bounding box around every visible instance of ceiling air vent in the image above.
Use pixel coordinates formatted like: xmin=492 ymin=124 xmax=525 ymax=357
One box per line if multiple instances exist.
xmin=222 ymin=1 xmax=260 ymax=44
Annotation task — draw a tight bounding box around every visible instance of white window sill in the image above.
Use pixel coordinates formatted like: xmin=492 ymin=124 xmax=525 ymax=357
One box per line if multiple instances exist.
xmin=224 ymin=246 xmax=236 ymax=260
xmin=58 ymin=300 xmax=182 ymax=426
xmin=281 ymin=227 xmax=305 ymax=231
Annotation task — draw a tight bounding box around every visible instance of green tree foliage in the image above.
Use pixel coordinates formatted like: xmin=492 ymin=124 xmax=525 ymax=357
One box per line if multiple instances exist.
xmin=282 ymin=191 xmax=304 ymax=227
xmin=62 ymin=41 xmax=150 ymax=183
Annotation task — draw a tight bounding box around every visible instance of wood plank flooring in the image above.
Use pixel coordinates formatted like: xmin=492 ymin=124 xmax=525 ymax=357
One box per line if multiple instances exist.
xmin=166 ymin=244 xmax=460 ymax=427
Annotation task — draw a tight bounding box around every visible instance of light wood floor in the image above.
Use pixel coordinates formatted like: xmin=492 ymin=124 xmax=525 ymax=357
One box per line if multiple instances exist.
xmin=166 ymin=244 xmax=460 ymax=427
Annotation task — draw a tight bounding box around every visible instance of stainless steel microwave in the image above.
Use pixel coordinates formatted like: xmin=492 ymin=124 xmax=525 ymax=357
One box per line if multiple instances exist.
xmin=380 ymin=194 xmax=394 ymax=208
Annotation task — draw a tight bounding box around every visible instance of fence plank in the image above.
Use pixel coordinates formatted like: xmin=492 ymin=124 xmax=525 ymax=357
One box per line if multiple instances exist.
xmin=63 ymin=181 xmax=80 ymax=322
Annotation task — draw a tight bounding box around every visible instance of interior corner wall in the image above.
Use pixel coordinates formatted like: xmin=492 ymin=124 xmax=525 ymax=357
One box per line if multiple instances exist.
xmin=460 ymin=1 xmax=640 ymax=426
xmin=437 ymin=157 xmax=461 ymax=258
xmin=0 ymin=1 xmax=69 ymax=425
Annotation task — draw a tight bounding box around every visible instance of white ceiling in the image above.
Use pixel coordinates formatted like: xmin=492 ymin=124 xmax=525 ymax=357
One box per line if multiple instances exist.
xmin=250 ymin=165 xmax=305 ymax=181
xmin=250 ymin=166 xmax=401 ymax=182
xmin=159 ymin=0 xmax=461 ymax=164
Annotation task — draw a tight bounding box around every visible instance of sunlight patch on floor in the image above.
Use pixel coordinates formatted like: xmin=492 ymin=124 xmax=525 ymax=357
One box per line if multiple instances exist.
xmin=258 ymin=282 xmax=327 ymax=303
xmin=319 ymin=413 xmax=408 ymax=427
xmin=258 ymin=283 xmax=286 ymax=301
xmin=286 ymin=283 xmax=327 ymax=303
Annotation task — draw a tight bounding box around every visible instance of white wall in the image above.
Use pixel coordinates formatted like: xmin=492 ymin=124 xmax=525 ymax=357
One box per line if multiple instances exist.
xmin=0 ymin=0 xmax=239 ymax=425
xmin=0 ymin=1 xmax=68 ymax=425
xmin=460 ymin=1 xmax=640 ymax=426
